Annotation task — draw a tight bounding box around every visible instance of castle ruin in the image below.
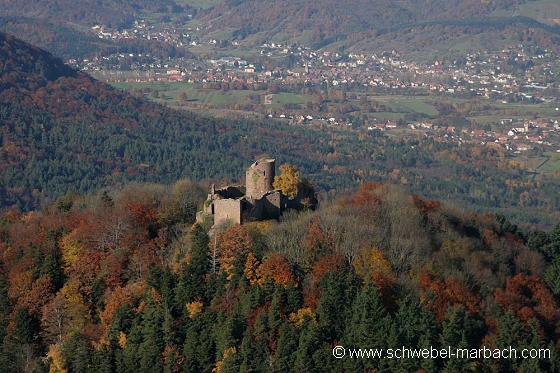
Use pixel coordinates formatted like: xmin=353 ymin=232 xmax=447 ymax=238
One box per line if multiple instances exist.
xmin=197 ymin=157 xmax=284 ymax=227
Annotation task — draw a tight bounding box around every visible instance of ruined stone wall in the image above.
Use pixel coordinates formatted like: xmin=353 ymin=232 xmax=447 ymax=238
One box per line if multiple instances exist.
xmin=215 ymin=185 xmax=246 ymax=199
xmin=214 ymin=199 xmax=242 ymax=226
xmin=248 ymin=191 xmax=281 ymax=221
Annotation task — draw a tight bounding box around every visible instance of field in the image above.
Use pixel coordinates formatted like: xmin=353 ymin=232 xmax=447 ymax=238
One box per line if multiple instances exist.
xmin=517 ymin=0 xmax=560 ymax=25
xmin=109 ymin=80 xmax=560 ymax=126
xmin=540 ymin=152 xmax=560 ymax=174
xmin=488 ymin=0 xmax=560 ymax=25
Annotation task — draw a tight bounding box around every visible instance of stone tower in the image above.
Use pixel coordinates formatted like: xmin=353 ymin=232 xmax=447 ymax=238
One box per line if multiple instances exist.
xmin=246 ymin=157 xmax=275 ymax=199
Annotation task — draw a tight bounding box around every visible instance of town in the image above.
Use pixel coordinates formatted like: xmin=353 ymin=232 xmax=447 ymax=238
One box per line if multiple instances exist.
xmin=70 ymin=19 xmax=560 ymax=155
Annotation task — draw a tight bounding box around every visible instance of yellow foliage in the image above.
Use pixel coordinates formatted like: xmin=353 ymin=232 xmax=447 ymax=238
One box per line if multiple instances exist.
xmin=243 ymin=252 xmax=260 ymax=286
xmin=60 ymin=279 xmax=91 ymax=332
xmin=289 ymin=307 xmax=317 ymax=327
xmin=212 ymin=347 xmax=237 ymax=373
xmin=150 ymin=287 xmax=162 ymax=304
xmin=118 ymin=331 xmax=127 ymax=349
xmin=248 ymin=220 xmax=272 ymax=236
xmin=273 ymin=163 xmax=301 ymax=198
xmin=136 ymin=300 xmax=147 ymax=314
xmin=186 ymin=301 xmax=204 ymax=319
xmin=353 ymin=246 xmax=393 ymax=280
xmin=48 ymin=344 xmax=67 ymax=373
xmin=60 ymin=230 xmax=84 ymax=272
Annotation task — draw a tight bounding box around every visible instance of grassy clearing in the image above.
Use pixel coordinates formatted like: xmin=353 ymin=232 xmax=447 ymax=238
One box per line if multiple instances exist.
xmin=513 ymin=155 xmax=549 ymax=172
xmin=109 ymin=81 xmax=560 ymax=125
xmin=270 ymin=93 xmax=307 ymax=105
xmin=174 ymin=0 xmax=222 ymax=9
xmin=391 ymin=98 xmax=439 ymax=116
xmin=517 ymin=0 xmax=560 ymax=23
xmin=541 ymin=152 xmax=560 ymax=174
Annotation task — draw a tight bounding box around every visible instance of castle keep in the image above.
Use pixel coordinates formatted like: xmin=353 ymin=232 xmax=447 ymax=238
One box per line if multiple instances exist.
xmin=246 ymin=157 xmax=275 ymax=199
xmin=197 ymin=157 xmax=284 ymax=227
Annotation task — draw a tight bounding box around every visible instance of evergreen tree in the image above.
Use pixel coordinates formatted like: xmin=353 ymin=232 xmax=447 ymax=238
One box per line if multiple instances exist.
xmin=175 ymin=224 xmax=209 ymax=308
xmin=183 ymin=310 xmax=216 ymax=373
xmin=63 ymin=332 xmax=93 ymax=373
xmin=489 ymin=310 xmax=525 ymax=372
xmin=417 ymin=294 xmax=440 ymax=373
xmin=384 ymin=296 xmax=424 ymax=372
xmin=440 ymin=306 xmax=472 ymax=372
xmin=119 ymin=318 xmax=143 ymax=373
xmin=517 ymin=320 xmax=549 ymax=373
xmin=274 ymin=323 xmax=299 ymax=372
xmin=343 ymin=283 xmax=390 ymax=372
xmin=0 ymin=277 xmax=11 ymax=344
xmin=316 ymin=271 xmax=347 ymax=344
xmin=41 ymin=228 xmax=65 ymax=290
xmin=138 ymin=299 xmax=165 ymax=373
xmin=293 ymin=317 xmax=320 ymax=373
xmin=267 ymin=286 xmax=285 ymax=342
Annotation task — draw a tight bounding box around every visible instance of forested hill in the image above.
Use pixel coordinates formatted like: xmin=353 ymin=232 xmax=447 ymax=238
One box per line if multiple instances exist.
xmin=0 ymin=32 xmax=325 ymax=211
xmin=0 ymin=0 xmax=183 ymax=29
xmin=0 ymin=181 xmax=559 ymax=372
xmin=4 ymin=0 xmax=560 ymax=61
xmin=196 ymin=0 xmax=560 ymax=54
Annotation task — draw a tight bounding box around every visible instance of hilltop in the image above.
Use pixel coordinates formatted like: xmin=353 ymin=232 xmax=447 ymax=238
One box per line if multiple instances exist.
xmin=0 ymin=179 xmax=559 ymax=372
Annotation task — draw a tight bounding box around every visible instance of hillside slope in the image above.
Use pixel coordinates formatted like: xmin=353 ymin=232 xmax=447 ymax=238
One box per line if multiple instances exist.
xmin=196 ymin=0 xmax=560 ymax=54
xmin=0 ymin=181 xmax=558 ymax=372
xmin=0 ymin=32 xmax=303 ymax=209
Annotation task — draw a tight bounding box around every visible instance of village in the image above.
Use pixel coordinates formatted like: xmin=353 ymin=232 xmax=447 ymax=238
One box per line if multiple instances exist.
xmin=68 ymin=19 xmax=560 ymax=154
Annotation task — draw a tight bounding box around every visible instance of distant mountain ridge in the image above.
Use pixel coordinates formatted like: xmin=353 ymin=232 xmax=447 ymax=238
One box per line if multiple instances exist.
xmin=0 ymin=0 xmax=183 ymax=28
xmin=197 ymin=0 xmax=533 ymax=45
xmin=1 ymin=0 xmax=559 ymax=59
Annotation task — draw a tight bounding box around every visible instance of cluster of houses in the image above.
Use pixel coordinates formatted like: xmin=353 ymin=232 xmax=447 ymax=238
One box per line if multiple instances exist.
xmin=77 ymin=21 xmax=560 ymax=106
xmin=406 ymin=117 xmax=560 ymax=153
xmin=74 ymin=20 xmax=560 ymax=153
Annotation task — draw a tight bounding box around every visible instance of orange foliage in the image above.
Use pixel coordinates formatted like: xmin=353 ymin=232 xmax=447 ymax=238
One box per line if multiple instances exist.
xmin=302 ymin=216 xmax=329 ymax=268
xmin=310 ymin=253 xmax=345 ymax=282
xmin=99 ymin=286 xmax=133 ymax=340
xmin=257 ymin=253 xmax=296 ymax=287
xmin=372 ymin=272 xmax=395 ymax=310
xmin=494 ymin=274 xmax=560 ymax=335
xmin=127 ymin=202 xmax=157 ymax=231
xmin=412 ymin=194 xmax=441 ymax=217
xmin=420 ymin=271 xmax=480 ymax=322
xmin=162 ymin=345 xmax=184 ymax=373
xmin=342 ymin=181 xmax=383 ymax=206
xmin=20 ymin=275 xmax=54 ymax=317
xmin=7 ymin=266 xmax=33 ymax=302
xmin=243 ymin=252 xmax=260 ymax=286
xmin=214 ymin=224 xmax=253 ymax=279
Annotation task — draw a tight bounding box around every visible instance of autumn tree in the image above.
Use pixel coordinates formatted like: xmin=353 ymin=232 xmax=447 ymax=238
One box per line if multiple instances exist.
xmin=214 ymin=224 xmax=253 ymax=279
xmin=256 ymin=253 xmax=295 ymax=288
xmin=273 ymin=163 xmax=311 ymax=199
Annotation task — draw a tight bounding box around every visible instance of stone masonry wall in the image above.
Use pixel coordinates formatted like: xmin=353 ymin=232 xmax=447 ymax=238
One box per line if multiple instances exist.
xmin=214 ymin=199 xmax=242 ymax=226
